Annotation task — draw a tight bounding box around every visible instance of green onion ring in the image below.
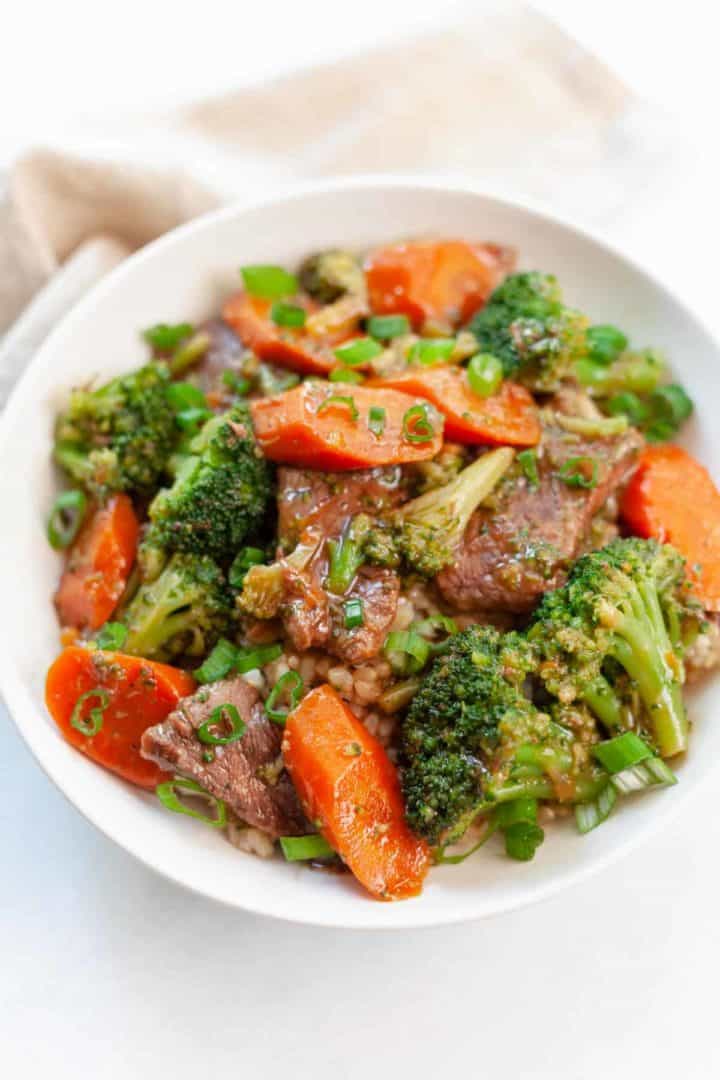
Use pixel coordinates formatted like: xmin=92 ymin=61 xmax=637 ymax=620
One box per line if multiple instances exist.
xmin=197 ymin=703 xmax=247 ymax=746
xmin=402 ymin=404 xmax=436 ymax=444
xmin=156 ymin=778 xmax=227 ymax=828
xmin=47 ymin=489 xmax=87 ymax=550
xmin=265 ymin=670 xmax=304 ymax=724
xmin=70 ymin=689 xmax=110 ymax=737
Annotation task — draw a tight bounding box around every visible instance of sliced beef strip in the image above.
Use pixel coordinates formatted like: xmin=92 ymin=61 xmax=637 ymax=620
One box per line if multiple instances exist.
xmin=275 ymin=467 xmax=403 ymax=661
xmin=282 ymin=549 xmax=331 ymax=654
xmin=327 ymin=567 xmax=401 ymax=665
xmin=282 ymin=553 xmax=400 ymax=664
xmin=192 ymin=317 xmax=244 ymax=399
xmin=437 ymin=423 xmax=644 ymax=613
xmin=141 ymin=677 xmax=307 ymax=837
xmin=276 ymin=466 xmax=406 ymax=547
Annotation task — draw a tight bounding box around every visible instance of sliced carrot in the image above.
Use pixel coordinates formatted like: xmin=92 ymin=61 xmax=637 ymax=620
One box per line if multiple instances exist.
xmin=46 ymin=647 xmax=196 ymax=788
xmin=368 ymin=366 xmax=540 ymax=447
xmin=365 ymin=240 xmax=513 ymax=329
xmin=620 ymin=444 xmax=720 ymax=611
xmin=223 ymin=293 xmax=338 ymax=376
xmin=55 ymin=494 xmax=139 ymax=631
xmin=250 ymin=381 xmax=444 ymax=469
xmin=282 ymin=685 xmax=431 ymax=900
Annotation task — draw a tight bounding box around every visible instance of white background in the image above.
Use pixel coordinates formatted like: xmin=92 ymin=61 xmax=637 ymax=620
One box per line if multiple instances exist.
xmin=2 ymin=2 xmax=720 ymax=1077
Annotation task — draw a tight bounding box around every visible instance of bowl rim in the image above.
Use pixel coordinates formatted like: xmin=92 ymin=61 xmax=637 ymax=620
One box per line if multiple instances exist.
xmin=1 ymin=173 xmax=717 ymax=929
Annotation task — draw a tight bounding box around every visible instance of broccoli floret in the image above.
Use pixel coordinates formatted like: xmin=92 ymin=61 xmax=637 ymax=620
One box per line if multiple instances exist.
xmin=401 ymin=626 xmax=553 ymax=843
xmin=468 ymin=272 xmax=588 ymax=391
xmin=528 ymin=537 xmax=696 ymax=758
xmin=144 ymin=403 xmax=272 ymax=561
xmin=297 ymin=249 xmax=365 ymax=303
xmin=393 ymin=447 xmax=514 ymax=576
xmin=120 ymin=553 xmax=235 ymax=661
xmin=54 ymin=362 xmax=176 ymax=497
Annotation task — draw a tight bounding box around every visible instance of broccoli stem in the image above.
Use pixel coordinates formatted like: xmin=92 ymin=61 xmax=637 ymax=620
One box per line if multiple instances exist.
xmin=54 ymin=443 xmax=92 ymax=481
xmin=582 ymin=675 xmax=624 ymax=730
xmin=445 ymin=770 xmax=608 ymax=844
xmin=604 ymin=575 xmax=688 ymax=757
xmin=123 ymin=582 xmax=193 ymax=657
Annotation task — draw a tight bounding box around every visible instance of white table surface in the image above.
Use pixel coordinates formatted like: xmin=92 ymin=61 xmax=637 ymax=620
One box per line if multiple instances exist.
xmin=3 ymin=3 xmax=720 ymax=1077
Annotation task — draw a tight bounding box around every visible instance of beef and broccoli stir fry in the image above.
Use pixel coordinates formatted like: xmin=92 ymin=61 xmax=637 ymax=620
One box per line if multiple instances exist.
xmin=44 ymin=238 xmax=720 ymax=900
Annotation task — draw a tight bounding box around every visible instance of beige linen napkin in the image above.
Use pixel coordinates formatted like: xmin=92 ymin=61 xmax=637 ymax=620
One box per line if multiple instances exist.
xmin=0 ymin=5 xmax=678 ymax=407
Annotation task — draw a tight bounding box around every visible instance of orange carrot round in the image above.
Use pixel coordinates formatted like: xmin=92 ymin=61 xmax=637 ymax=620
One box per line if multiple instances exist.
xmin=46 ymin=646 xmax=196 ymax=788
xmin=368 ymin=366 xmax=540 ymax=447
xmin=222 ymin=293 xmax=337 ymax=376
xmin=282 ymin=684 xmax=431 ymax=900
xmin=620 ymin=444 xmax=720 ymax=611
xmin=365 ymin=240 xmax=512 ymax=329
xmin=250 ymin=381 xmax=444 ymax=469
xmin=54 ymin=494 xmax=139 ymax=631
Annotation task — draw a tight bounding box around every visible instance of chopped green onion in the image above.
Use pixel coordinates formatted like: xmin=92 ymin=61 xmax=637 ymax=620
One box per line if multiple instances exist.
xmin=256 ymin=364 xmax=300 ymax=396
xmin=280 ymin=834 xmax=335 ymax=861
xmin=169 ymin=331 xmax=211 ymax=376
xmin=575 ymin=358 xmax=610 ymax=389
xmin=156 ymin=778 xmax=227 ymax=828
xmin=175 ymin=406 xmax=212 ymax=432
xmin=222 ymin=370 xmax=251 ymax=396
xmin=644 ymin=420 xmax=677 ymax=443
xmin=402 ymin=403 xmax=436 ymax=444
xmin=47 ymin=489 xmax=87 ymax=550
xmin=495 ymin=797 xmax=538 ymax=829
xmin=229 ymin=547 xmax=266 ymax=588
xmin=648 ymin=384 xmax=693 ymax=429
xmin=316 ymin=394 xmax=359 ymax=421
xmin=612 ymin=757 xmax=677 ymax=794
xmin=368 ymin=405 xmax=386 ymax=437
xmin=410 ymin=614 xmax=457 ymax=655
xmin=70 ymin=689 xmax=110 ymax=737
xmin=586 ymin=325 xmax=628 ymax=366
xmin=194 ymin=638 xmax=239 ymax=684
xmin=166 ymin=382 xmax=208 ymax=411
xmin=409 ymin=338 xmax=455 ymax=365
xmin=143 ymin=322 xmax=193 ymax=352
xmin=329 ymin=367 xmax=365 ymax=384
xmin=517 ymin=449 xmax=539 ymax=489
xmin=235 ymin=642 xmax=283 ymax=674
xmin=271 ymin=301 xmax=307 ymax=328
xmin=265 ymin=670 xmax=304 ymax=724
xmin=367 ymin=314 xmax=410 ymax=340
xmin=575 ymin=784 xmax=618 ymax=834
xmin=94 ymin=622 xmax=128 ymax=651
xmin=467 ymin=353 xmax=503 ymax=397
xmin=241 ymin=265 xmax=297 ymax=300
xmin=503 ymin=821 xmax=544 ymax=861
xmin=558 ymin=456 xmax=598 ymax=489
xmin=605 ymin=391 xmax=650 ymax=425
xmin=383 ymin=629 xmax=430 ymax=675
xmin=592 ymin=731 xmax=653 ymax=774
xmin=334 ymin=337 xmax=383 ymax=366
xmin=343 ymin=597 xmax=364 ymax=629
xmin=197 ymin=703 xmax=246 ymax=746
xmin=378 ymin=677 xmax=421 ymax=714
xmin=326 ymin=529 xmax=364 ymax=595
xmin=556 ymin=414 xmax=629 ymax=438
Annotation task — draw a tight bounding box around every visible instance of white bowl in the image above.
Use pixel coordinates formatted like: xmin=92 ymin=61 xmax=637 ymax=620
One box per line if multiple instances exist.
xmin=1 ymin=178 xmax=718 ymax=929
